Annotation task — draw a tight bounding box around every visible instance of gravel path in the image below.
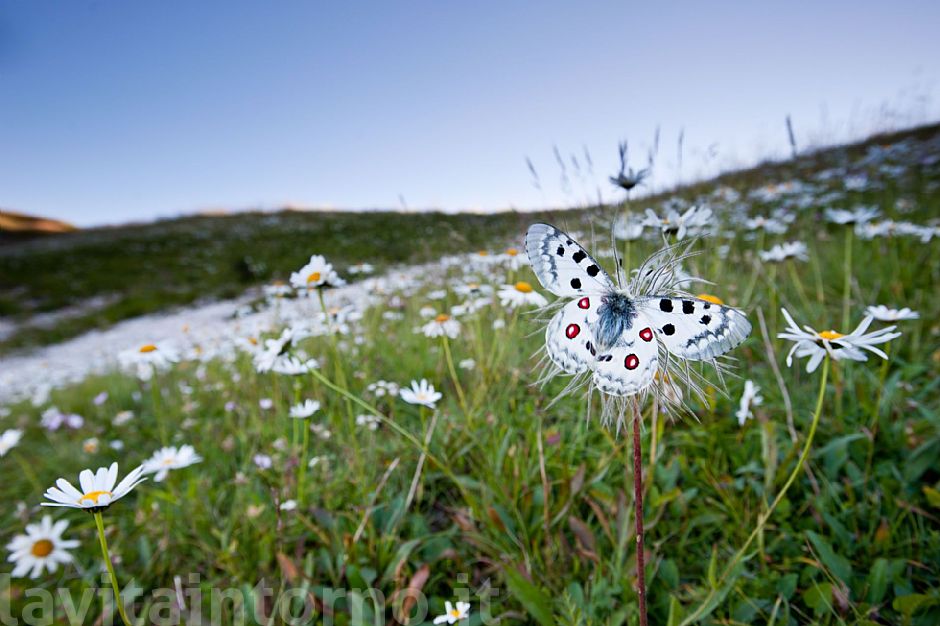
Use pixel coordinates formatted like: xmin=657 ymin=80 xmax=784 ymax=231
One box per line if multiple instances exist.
xmin=0 ymin=263 xmax=434 ymax=406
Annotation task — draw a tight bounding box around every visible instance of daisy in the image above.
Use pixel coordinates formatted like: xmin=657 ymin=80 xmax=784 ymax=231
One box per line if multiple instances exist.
xmin=348 ymin=262 xmax=375 ymax=275
xmin=355 ymin=414 xmax=380 ymax=430
xmin=643 ymin=204 xmax=713 ymax=240
xmin=420 ymin=314 xmax=461 ymax=339
xmin=824 ymin=206 xmax=879 ymax=225
xmin=497 ymin=281 xmax=549 ymax=309
xmin=6 ymin=516 xmax=79 ymax=579
xmin=744 ymin=215 xmax=788 ymax=234
xmin=42 ymin=463 xmax=146 ymax=512
xmin=0 ymin=428 xmax=23 ymax=457
xmin=367 ymin=380 xmax=400 ymax=397
xmin=612 ymin=215 xmax=645 ymax=241
xmin=119 ymin=342 xmax=179 ymax=380
xmin=778 ymin=309 xmax=902 ymax=373
xmin=433 ymin=601 xmax=471 ymax=624
xmin=865 ymin=305 xmax=920 ymax=322
xmin=735 ymin=380 xmax=763 ymax=426
xmin=289 ymin=400 xmax=321 ymax=419
xmin=401 ymin=379 xmax=442 ymax=409
xmin=142 ymin=445 xmax=202 ymax=482
xmin=289 ymin=254 xmax=345 ymax=290
xmin=759 ymin=241 xmax=808 ymax=263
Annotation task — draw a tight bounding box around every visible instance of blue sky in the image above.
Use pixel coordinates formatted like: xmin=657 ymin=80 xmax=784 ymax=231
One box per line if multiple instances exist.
xmin=1 ymin=1 xmax=939 ymax=226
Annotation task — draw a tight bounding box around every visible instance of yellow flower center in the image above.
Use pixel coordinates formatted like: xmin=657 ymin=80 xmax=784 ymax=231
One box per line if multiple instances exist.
xmin=818 ymin=330 xmax=845 ymax=340
xmin=162 ymin=458 xmax=175 ymax=465
xmin=248 ymin=337 xmax=258 ymax=345
xmin=435 ymin=314 xmax=451 ymax=323
xmin=514 ymin=281 xmax=533 ymax=293
xmin=450 ymin=609 xmax=461 ymax=617
xmin=79 ymin=490 xmax=113 ymax=505
xmin=273 ymin=280 xmax=285 ymax=286
xmin=696 ymin=294 xmax=724 ymax=305
xmin=477 ymin=250 xmax=488 ymax=256
xmin=31 ymin=540 xmax=54 ymax=558
xmin=505 ymin=248 xmax=518 ymax=256
xmin=306 ymin=271 xmax=322 ymax=284
xmin=139 ymin=344 xmax=157 ymax=353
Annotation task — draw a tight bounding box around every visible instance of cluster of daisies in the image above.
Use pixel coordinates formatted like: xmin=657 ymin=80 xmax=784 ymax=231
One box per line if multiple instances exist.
xmin=6 ymin=445 xmax=201 ymax=579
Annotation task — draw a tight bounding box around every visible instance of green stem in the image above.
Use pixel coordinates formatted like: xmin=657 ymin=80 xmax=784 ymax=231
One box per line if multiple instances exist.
xmin=841 ymin=227 xmax=853 ymax=331
xmin=150 ymin=379 xmax=166 ymax=446
xmin=680 ymin=357 xmax=829 ymax=625
xmin=441 ymin=335 xmax=468 ymax=413
xmin=94 ymin=512 xmax=133 ymax=626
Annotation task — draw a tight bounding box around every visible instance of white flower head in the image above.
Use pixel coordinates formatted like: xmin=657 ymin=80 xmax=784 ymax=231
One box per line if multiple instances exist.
xmin=735 ymin=380 xmax=763 ymax=426
xmin=42 ymin=463 xmax=146 ymax=511
xmin=0 ymin=429 xmax=23 ymax=457
xmin=289 ymin=400 xmax=321 ymax=419
xmin=420 ymin=314 xmax=461 ymax=339
xmin=759 ymin=241 xmax=808 ymax=263
xmin=643 ymin=204 xmax=713 ymax=240
xmin=825 ymin=206 xmax=879 ymax=225
xmin=497 ymin=281 xmax=548 ymax=309
xmin=355 ymin=414 xmax=380 ymax=431
xmin=142 ymin=445 xmax=202 ymax=482
xmin=864 ymin=305 xmax=919 ymax=322
xmin=290 ymin=254 xmax=345 ymax=290
xmin=401 ymin=379 xmax=442 ymax=409
xmin=778 ymin=308 xmax=902 ymax=373
xmin=433 ymin=600 xmax=471 ymax=624
xmin=119 ymin=342 xmax=180 ymax=381
xmin=6 ymin=516 xmax=80 ymax=579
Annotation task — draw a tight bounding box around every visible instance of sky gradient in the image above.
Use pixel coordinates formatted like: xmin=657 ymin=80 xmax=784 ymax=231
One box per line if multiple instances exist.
xmin=2 ymin=1 xmax=939 ymax=227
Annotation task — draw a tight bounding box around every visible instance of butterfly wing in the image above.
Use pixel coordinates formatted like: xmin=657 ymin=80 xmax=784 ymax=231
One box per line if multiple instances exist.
xmin=545 ymin=296 xmax=602 ymax=374
xmin=525 ymin=223 xmax=615 ymax=297
xmin=591 ymin=311 xmax=659 ymax=396
xmin=635 ymin=296 xmax=751 ymax=361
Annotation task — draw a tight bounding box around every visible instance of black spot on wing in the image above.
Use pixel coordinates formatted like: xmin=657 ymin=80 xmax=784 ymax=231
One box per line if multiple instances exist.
xmin=662 ymin=324 xmax=675 ymax=336
xmin=700 ymin=315 xmax=711 ymax=325
xmin=659 ymin=299 xmax=673 ymax=312
xmin=572 ymin=250 xmax=587 ymax=263
xmin=556 ymin=245 xmax=565 ymax=257
xmin=586 ymin=264 xmax=599 ymax=277
xmin=682 ymin=300 xmax=695 ymax=314
xmin=570 ymin=278 xmax=581 ymax=290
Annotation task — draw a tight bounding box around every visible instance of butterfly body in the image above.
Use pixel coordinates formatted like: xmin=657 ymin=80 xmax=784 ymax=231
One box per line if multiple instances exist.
xmin=526 ymin=223 xmax=751 ymax=398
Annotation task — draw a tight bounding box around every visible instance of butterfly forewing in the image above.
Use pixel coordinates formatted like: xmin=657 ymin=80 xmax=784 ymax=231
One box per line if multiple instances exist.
xmin=525 ymin=223 xmax=615 ymax=297
xmin=591 ymin=313 xmax=659 ymax=396
xmin=545 ymin=296 xmax=602 ymax=374
xmin=636 ymin=296 xmax=751 ymax=361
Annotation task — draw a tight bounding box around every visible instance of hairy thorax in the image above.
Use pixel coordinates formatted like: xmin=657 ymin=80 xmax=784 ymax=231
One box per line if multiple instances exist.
xmin=594 ymin=291 xmax=637 ymax=350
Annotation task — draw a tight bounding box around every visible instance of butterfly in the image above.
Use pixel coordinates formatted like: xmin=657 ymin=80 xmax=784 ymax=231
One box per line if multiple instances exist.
xmin=525 ymin=223 xmax=751 ymax=398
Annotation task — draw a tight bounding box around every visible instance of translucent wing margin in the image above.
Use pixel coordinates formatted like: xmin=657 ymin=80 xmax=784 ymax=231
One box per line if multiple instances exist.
xmin=635 ymin=296 xmax=751 ymax=361
xmin=525 ymin=223 xmax=615 ymax=297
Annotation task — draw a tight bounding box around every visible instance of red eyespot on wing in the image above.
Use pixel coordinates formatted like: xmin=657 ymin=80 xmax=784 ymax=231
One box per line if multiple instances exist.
xmin=565 ymin=323 xmax=580 ymax=339
xmin=577 ymin=297 xmax=590 ymax=309
xmin=639 ymin=327 xmax=653 ymax=342
xmin=624 ymin=354 xmax=639 ymax=370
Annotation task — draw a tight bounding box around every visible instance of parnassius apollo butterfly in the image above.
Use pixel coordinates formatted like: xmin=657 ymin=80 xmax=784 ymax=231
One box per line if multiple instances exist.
xmin=525 ymin=223 xmax=751 ymax=397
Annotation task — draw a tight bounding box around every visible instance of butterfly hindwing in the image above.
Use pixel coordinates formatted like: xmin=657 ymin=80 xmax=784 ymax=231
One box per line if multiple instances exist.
xmin=525 ymin=223 xmax=615 ymax=297
xmin=636 ymin=296 xmax=751 ymax=361
xmin=545 ymin=296 xmax=602 ymax=374
xmin=591 ymin=312 xmax=659 ymax=396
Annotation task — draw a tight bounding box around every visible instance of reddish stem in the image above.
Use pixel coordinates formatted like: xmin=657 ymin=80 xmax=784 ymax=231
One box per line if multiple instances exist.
xmin=632 ymin=398 xmax=648 ymax=626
